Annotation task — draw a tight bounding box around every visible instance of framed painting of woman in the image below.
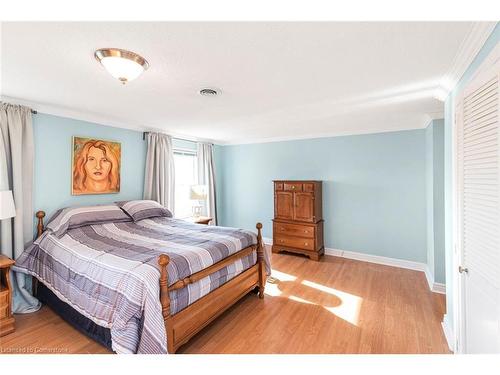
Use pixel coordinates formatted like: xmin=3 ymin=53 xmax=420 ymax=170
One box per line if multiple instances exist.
xmin=72 ymin=137 xmax=121 ymax=195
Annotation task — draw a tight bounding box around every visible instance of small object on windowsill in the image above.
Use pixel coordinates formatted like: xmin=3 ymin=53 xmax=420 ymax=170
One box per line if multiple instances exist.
xmin=192 ymin=205 xmax=202 ymax=218
xmin=189 ymin=185 xmax=207 ymax=219
xmin=0 ymin=254 xmax=16 ymax=337
xmin=184 ymin=216 xmax=213 ymax=225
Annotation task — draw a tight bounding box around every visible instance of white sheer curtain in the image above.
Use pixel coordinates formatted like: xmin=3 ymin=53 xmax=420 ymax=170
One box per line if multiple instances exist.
xmin=197 ymin=142 xmax=217 ymax=225
xmin=143 ymin=132 xmax=175 ymax=212
xmin=0 ymin=102 xmax=41 ymax=313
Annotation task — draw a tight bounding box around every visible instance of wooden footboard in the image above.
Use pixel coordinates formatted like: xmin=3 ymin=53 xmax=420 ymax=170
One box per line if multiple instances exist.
xmin=34 ymin=211 xmax=266 ymax=354
xmin=158 ymin=222 xmax=266 ymax=353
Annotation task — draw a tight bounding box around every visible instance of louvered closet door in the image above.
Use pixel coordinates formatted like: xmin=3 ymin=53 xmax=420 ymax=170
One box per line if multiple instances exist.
xmin=457 ymin=59 xmax=500 ymax=353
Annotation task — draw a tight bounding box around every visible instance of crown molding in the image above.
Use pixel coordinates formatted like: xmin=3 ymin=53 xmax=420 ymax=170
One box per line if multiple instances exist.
xmin=1 ymin=95 xmax=148 ymax=131
xmin=3 ymin=95 xmax=432 ymax=146
xmin=219 ymin=123 xmax=430 ymax=146
xmin=422 ymin=111 xmax=445 ymax=128
xmin=439 ymin=22 xmax=497 ymax=94
xmin=0 ymin=95 xmax=216 ymax=144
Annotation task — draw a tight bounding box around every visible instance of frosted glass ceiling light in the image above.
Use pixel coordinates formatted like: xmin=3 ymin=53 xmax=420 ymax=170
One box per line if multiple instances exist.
xmin=94 ymin=48 xmax=149 ymax=84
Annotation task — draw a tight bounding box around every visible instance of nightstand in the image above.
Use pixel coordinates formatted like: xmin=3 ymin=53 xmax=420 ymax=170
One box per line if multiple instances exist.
xmin=0 ymin=254 xmax=15 ymax=337
xmin=185 ymin=216 xmax=213 ymax=225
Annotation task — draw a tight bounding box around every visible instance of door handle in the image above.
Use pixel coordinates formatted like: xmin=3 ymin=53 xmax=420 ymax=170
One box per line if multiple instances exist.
xmin=458 ymin=266 xmax=469 ymax=274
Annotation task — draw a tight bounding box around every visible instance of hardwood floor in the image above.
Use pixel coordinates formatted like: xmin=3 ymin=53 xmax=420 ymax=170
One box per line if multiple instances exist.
xmin=0 ymin=252 xmax=450 ymax=354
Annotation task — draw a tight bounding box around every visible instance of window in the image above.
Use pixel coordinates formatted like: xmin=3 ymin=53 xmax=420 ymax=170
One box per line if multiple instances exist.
xmin=173 ymin=149 xmax=197 ymax=218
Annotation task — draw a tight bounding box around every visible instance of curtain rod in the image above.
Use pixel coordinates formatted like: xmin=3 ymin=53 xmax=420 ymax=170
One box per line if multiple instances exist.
xmin=31 ymin=109 xmax=37 ymax=114
xmin=142 ymin=131 xmax=212 ymax=145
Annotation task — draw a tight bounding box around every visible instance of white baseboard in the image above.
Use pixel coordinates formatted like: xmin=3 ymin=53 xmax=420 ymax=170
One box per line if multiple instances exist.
xmin=431 ymin=282 xmax=446 ymax=294
xmin=327 ymin=248 xmax=446 ymax=294
xmin=325 ymin=247 xmax=427 ymax=272
xmin=441 ymin=314 xmax=455 ymax=352
xmin=423 ymin=265 xmax=446 ymax=294
xmin=424 ymin=265 xmax=434 ymax=290
xmin=266 ymin=237 xmax=445 ymax=295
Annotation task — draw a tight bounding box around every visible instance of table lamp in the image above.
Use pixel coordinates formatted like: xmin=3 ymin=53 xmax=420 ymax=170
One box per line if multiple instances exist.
xmin=0 ymin=190 xmax=16 ymax=220
xmin=189 ymin=185 xmax=207 ymax=218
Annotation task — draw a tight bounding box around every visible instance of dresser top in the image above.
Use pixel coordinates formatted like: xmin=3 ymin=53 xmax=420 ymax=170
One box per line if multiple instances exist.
xmin=273 ymin=180 xmax=322 ymax=183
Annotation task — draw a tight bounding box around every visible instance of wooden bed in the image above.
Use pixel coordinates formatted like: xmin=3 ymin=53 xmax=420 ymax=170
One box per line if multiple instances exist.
xmin=34 ymin=210 xmax=266 ymax=353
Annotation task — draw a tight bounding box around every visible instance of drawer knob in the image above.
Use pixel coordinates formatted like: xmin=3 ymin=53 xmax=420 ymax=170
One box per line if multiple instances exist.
xmin=304 ymin=243 xmax=309 ymax=246
xmin=280 ymin=239 xmax=284 ymax=243
xmin=291 ymin=186 xmax=295 ymax=189
xmin=281 ymin=227 xmax=285 ymax=231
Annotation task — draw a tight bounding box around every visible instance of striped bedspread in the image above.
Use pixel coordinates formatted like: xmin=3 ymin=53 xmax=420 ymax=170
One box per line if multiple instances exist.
xmin=14 ymin=217 xmax=266 ymax=354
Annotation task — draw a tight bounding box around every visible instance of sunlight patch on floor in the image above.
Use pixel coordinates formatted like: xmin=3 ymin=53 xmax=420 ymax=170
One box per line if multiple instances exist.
xmin=265 ymin=269 xmax=299 ymax=297
xmin=323 ymin=301 xmax=362 ymax=326
xmin=288 ymin=295 xmax=315 ymax=305
xmin=302 ymin=279 xmax=360 ymax=300
xmin=264 ymin=282 xmax=283 ymax=297
xmin=265 ymin=268 xmax=363 ymax=326
xmin=301 ymin=279 xmax=363 ymax=326
xmin=270 ymin=269 xmax=297 ymax=282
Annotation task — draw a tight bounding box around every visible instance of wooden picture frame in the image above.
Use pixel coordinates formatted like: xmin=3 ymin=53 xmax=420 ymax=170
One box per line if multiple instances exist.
xmin=71 ymin=136 xmax=121 ymax=195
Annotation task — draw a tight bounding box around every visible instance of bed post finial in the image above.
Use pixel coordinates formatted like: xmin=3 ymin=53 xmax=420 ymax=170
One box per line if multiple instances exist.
xmin=256 ymin=222 xmax=265 ymax=299
xmin=158 ymin=254 xmax=171 ymax=319
xmin=36 ymin=211 xmax=46 ymax=238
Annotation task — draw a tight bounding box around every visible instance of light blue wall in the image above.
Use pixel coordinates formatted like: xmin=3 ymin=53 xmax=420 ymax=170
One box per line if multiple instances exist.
xmin=425 ymin=119 xmax=445 ymax=284
xmin=432 ymin=120 xmax=445 ymax=284
xmin=443 ymin=23 xmax=499 ymax=336
xmin=215 ymin=129 xmax=428 ymax=263
xmin=425 ymin=122 xmax=435 ymax=278
xmin=33 ymin=113 xmax=146 ymax=220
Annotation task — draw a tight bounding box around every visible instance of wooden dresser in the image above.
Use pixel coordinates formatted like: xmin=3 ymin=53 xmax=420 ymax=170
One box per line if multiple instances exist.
xmin=0 ymin=255 xmax=15 ymax=337
xmin=272 ymin=180 xmax=324 ymax=261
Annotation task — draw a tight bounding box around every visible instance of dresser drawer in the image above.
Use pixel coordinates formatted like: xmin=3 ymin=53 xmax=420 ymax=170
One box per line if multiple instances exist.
xmin=274 ymin=222 xmax=314 ymax=238
xmin=0 ymin=304 xmax=9 ymax=319
xmin=284 ymin=182 xmax=302 ymax=192
xmin=303 ymin=183 xmax=315 ymax=192
xmin=274 ymin=182 xmax=284 ymax=191
xmin=0 ymin=290 xmax=8 ymax=308
xmin=274 ymin=236 xmax=314 ymax=251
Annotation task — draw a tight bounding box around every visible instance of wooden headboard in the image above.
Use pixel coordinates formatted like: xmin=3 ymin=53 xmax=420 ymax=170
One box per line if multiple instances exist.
xmin=36 ymin=211 xmax=46 ymax=238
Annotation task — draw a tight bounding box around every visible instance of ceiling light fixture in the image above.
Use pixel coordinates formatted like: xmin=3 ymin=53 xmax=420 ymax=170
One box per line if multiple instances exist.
xmin=94 ymin=48 xmax=149 ymax=84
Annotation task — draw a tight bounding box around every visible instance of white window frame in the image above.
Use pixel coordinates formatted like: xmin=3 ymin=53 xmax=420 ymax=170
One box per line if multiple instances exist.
xmin=173 ymin=147 xmax=198 ymax=219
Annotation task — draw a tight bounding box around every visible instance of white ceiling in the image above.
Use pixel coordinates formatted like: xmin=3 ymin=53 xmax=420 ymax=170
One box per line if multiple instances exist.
xmin=0 ymin=22 xmax=487 ymax=144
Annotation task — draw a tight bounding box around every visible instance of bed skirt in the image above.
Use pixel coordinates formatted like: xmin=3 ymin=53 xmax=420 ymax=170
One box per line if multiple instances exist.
xmin=37 ymin=283 xmax=113 ymax=352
